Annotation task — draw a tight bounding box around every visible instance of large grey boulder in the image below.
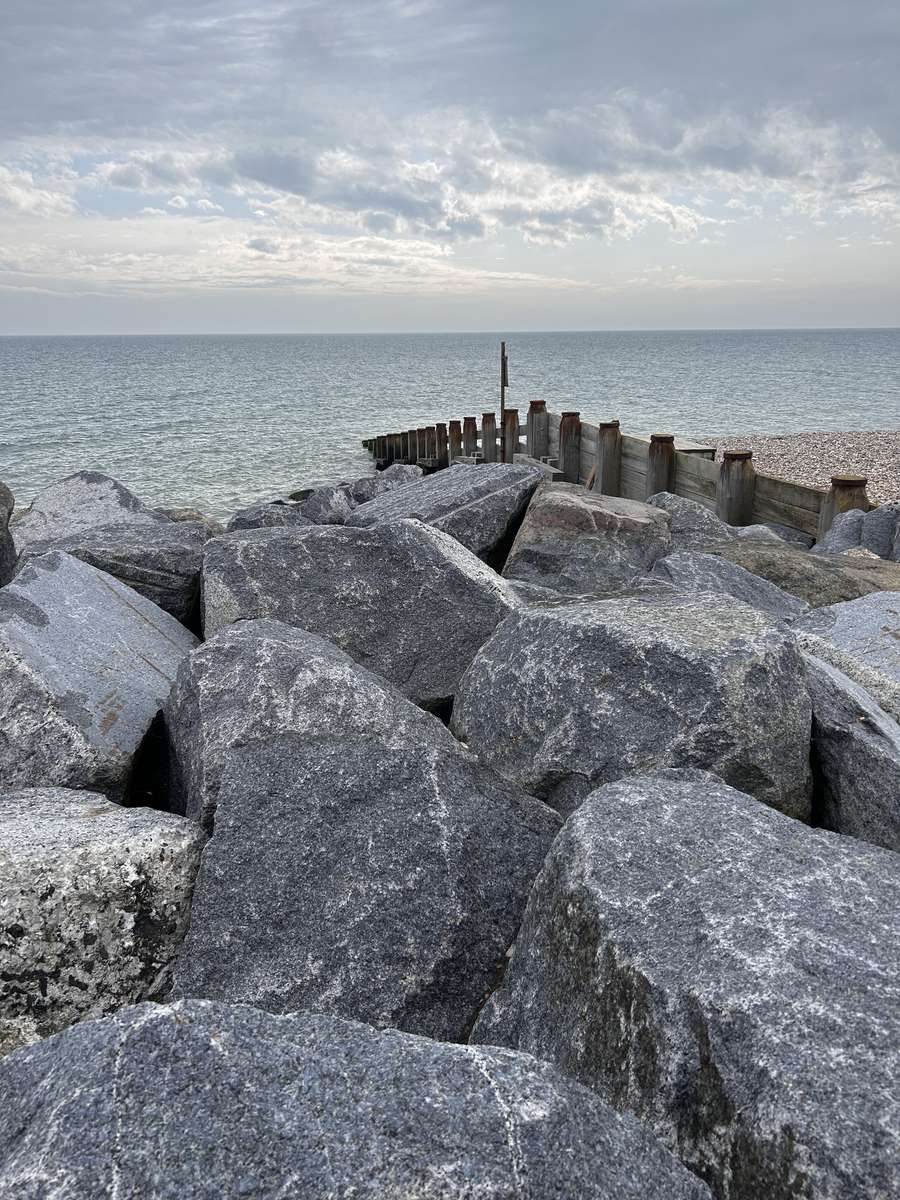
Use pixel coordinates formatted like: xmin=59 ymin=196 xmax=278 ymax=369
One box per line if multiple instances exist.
xmin=795 ymin=591 xmax=900 ymax=685
xmin=804 ymin=654 xmax=900 ymax=851
xmin=201 ymin=520 xmax=517 ymax=709
xmin=225 ymin=499 xmax=312 ymax=532
xmin=0 ymin=485 xmax=13 ymax=588
xmin=796 ymin=630 xmax=900 ymax=724
xmin=166 ymin=621 xmax=560 ymax=1040
xmin=707 ymin=542 xmax=900 ymax=606
xmin=471 ymin=768 xmax=900 ymax=1200
xmin=0 ymin=788 xmax=201 ymax=1057
xmin=16 ymin=520 xmax=210 ymax=627
xmin=502 ymin=483 xmax=671 ymax=594
xmin=0 ymin=552 xmax=197 ymax=800
xmin=648 ymin=491 xmax=784 ymax=550
xmin=452 ymin=591 xmax=812 ymax=818
xmin=347 ymin=462 xmax=544 ymax=564
xmin=0 ymin=1000 xmax=710 ymax=1200
xmin=650 ymin=550 xmax=809 ymax=620
xmin=346 ymin=461 xmax=423 ymax=505
xmin=295 ymin=482 xmax=356 ymax=524
xmin=11 ymin=470 xmax=165 ymax=554
xmin=815 ymin=502 xmax=900 ymax=560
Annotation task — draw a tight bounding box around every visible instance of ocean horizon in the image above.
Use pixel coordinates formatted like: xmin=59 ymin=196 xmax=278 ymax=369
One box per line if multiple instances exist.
xmin=3 ymin=327 xmax=899 ymax=519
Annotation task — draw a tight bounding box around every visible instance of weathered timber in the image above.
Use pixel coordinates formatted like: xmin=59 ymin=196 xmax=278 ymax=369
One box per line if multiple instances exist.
xmin=448 ymin=419 xmax=463 ymax=462
xmin=527 ymin=401 xmax=549 ymax=460
xmin=717 ymin=449 xmax=756 ymax=526
xmin=597 ymin=420 xmax=622 ymax=496
xmin=817 ymin=474 xmax=872 ymax=541
xmin=559 ymin=411 xmax=581 ymax=483
xmin=503 ymin=407 xmax=520 ymax=464
xmin=462 ymin=417 xmax=478 ymax=456
xmin=646 ymin=433 xmax=676 ymax=498
xmin=481 ymin=413 xmax=498 ymax=463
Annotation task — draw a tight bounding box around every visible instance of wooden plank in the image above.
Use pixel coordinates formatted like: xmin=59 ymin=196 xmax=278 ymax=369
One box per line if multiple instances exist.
xmin=673 ymin=452 xmax=719 ymax=485
xmin=548 ymin=412 xmax=561 ymax=456
xmin=754 ymin=472 xmax=826 ymax=514
xmin=631 ymin=434 xmax=715 ymax=456
xmin=750 ymin=492 xmax=821 ymax=535
xmin=579 ymin=440 xmax=598 ymax=484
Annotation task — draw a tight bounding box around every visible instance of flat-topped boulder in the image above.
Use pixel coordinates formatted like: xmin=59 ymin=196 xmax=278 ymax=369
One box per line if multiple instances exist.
xmin=225 ymin=500 xmax=312 ymax=532
xmin=452 ymin=591 xmax=812 ymax=818
xmin=502 ymin=483 xmax=671 ymax=594
xmin=648 ymin=491 xmax=784 ymax=550
xmin=345 ymin=462 xmax=423 ymax=504
xmin=11 ymin=470 xmax=165 ymax=554
xmin=0 ymin=552 xmax=197 ymax=800
xmin=16 ymin=519 xmax=210 ymax=628
xmin=471 ymin=768 xmax=900 ymax=1200
xmin=650 ymin=550 xmax=809 ymax=620
xmin=804 ymin=654 xmax=900 ymax=852
xmin=797 ymin=629 xmax=900 ymax=724
xmin=347 ymin=462 xmax=543 ymax=564
xmin=796 ymin=591 xmax=900 ymax=685
xmin=166 ymin=621 xmax=560 ymax=1040
xmin=0 ymin=1000 xmax=710 ymax=1200
xmin=0 ymin=788 xmax=202 ymax=1057
xmin=201 ymin=520 xmax=517 ymax=709
xmin=815 ymin=502 xmax=900 ymax=560
xmin=707 ymin=542 xmax=900 ymax=606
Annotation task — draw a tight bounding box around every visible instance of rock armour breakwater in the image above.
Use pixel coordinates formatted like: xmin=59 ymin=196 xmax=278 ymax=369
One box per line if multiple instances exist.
xmin=1 ymin=457 xmax=899 ymax=1199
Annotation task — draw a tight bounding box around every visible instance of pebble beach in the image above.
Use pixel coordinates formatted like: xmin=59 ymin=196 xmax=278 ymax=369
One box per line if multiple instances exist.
xmin=705 ymin=430 xmax=900 ymax=505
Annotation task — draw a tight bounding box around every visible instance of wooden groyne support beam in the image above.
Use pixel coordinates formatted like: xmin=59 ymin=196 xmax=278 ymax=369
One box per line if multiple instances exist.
xmin=363 ymin=405 xmax=873 ymax=542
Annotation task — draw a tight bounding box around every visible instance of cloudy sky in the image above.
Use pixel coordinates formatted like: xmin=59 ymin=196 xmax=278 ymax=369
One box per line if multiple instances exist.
xmin=2 ymin=0 xmax=898 ymax=333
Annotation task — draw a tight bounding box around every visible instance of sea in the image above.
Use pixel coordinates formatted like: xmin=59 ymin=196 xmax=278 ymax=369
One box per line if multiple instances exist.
xmin=2 ymin=329 xmax=899 ymax=520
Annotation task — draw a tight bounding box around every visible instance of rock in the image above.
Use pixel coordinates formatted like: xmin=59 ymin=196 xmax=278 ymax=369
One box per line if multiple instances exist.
xmin=201 ymin=520 xmax=517 ymax=709
xmin=295 ymin=483 xmax=356 ymax=525
xmin=16 ymin=520 xmax=210 ymax=628
xmin=471 ymin=768 xmax=900 ymax=1200
xmin=765 ymin=522 xmax=815 ymax=548
xmin=0 ymin=1000 xmax=710 ymax=1200
xmin=225 ymin=500 xmax=312 ymax=532
xmin=795 ymin=591 xmax=900 ymax=686
xmin=11 ymin=471 xmax=164 ymax=554
xmin=452 ymin=591 xmax=812 ymax=818
xmin=346 ymin=462 xmax=424 ymax=505
xmin=165 ymin=620 xmax=560 ymax=1040
xmin=501 ymin=483 xmax=671 ymax=595
xmin=0 ymin=788 xmax=202 ymax=1057
xmin=804 ymin=654 xmax=900 ymax=852
xmin=0 ymin=492 xmax=13 ymax=589
xmin=0 ymin=552 xmax=197 ymax=800
xmin=649 ymin=551 xmax=809 ymax=620
xmin=648 ymin=491 xmax=793 ymax=550
xmin=154 ymin=506 xmax=225 ymax=535
xmin=347 ymin=462 xmax=543 ymax=565
xmin=815 ymin=502 xmax=900 ymax=560
xmin=706 ymin=542 xmax=900 ymax=606
xmin=796 ymin=630 xmax=900 ymax=724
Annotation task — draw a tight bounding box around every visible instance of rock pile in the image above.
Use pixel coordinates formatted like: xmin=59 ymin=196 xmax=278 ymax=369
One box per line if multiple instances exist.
xmin=1 ymin=465 xmax=898 ymax=1199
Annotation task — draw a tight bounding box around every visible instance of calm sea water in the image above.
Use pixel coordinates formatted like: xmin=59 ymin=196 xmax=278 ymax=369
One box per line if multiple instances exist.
xmin=2 ymin=330 xmax=898 ymax=519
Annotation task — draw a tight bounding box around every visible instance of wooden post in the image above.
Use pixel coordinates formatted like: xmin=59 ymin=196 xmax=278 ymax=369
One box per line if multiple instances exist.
xmin=399 ymin=431 xmax=410 ymax=462
xmin=527 ymin=400 xmax=548 ymax=459
xmin=417 ymin=428 xmax=429 ymax=462
xmin=500 ymin=340 xmax=509 ymax=419
xmin=424 ymin=426 xmax=436 ymax=461
xmin=377 ymin=435 xmax=387 ymax=463
xmin=558 ymin=411 xmax=581 ymax=482
xmin=717 ymin=449 xmax=756 ymax=525
xmin=481 ymin=413 xmax=498 ymax=462
xmin=817 ymin=474 xmax=871 ymax=541
xmin=646 ymin=433 xmax=675 ymax=498
xmin=502 ymin=408 xmax=520 ymax=463
xmin=407 ymin=429 xmax=419 ymax=462
xmin=597 ymin=421 xmax=621 ymax=495
xmin=448 ymin=419 xmax=462 ymax=462
xmin=462 ymin=416 xmax=478 ymax=457
xmin=434 ymin=422 xmax=449 ymax=469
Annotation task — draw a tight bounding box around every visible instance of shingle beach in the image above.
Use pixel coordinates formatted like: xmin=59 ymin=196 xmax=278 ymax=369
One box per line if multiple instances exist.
xmin=705 ymin=430 xmax=900 ymax=504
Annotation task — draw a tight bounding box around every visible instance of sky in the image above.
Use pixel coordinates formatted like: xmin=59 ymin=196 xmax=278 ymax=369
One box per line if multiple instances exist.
xmin=1 ymin=0 xmax=899 ymax=334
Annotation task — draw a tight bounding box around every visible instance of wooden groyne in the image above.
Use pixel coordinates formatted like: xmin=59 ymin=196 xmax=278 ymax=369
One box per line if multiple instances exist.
xmin=363 ymin=404 xmax=873 ymax=541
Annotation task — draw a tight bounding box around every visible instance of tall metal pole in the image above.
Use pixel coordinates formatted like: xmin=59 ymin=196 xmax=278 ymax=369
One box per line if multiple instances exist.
xmin=500 ymin=340 xmax=509 ymax=458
